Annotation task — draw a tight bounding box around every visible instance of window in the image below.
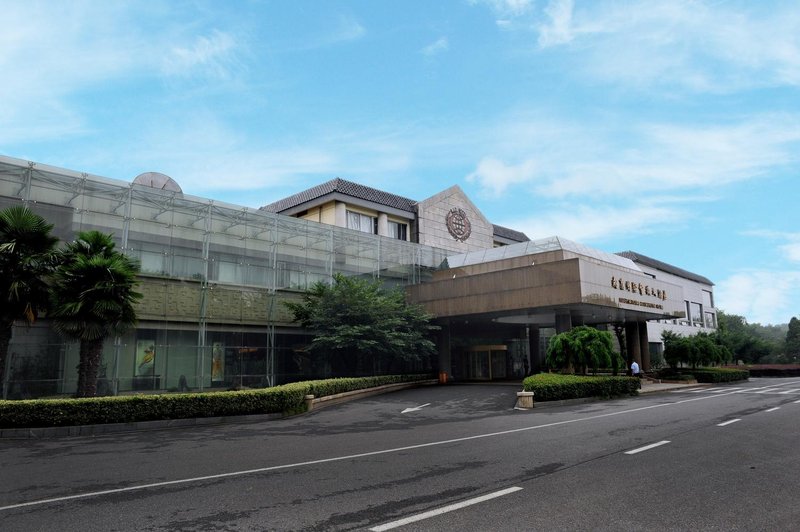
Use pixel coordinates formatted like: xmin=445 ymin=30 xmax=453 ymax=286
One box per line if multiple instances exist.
xmin=388 ymin=221 xmax=407 ymax=241
xmin=690 ymin=302 xmax=703 ymax=327
xmin=702 ymin=289 xmax=714 ymax=308
xmin=347 ymin=211 xmax=377 ymax=234
xmin=705 ymin=312 xmax=716 ymax=329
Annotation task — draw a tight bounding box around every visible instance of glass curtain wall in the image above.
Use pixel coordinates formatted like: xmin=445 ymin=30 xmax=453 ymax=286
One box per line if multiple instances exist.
xmin=0 ymin=157 xmax=447 ymax=398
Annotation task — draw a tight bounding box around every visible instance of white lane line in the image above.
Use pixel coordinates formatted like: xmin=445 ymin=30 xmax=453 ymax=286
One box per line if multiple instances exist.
xmin=369 ymin=486 xmax=523 ymax=531
xmin=717 ymin=419 xmax=741 ymax=427
xmin=765 ymin=407 xmax=780 ymax=412
xmin=0 ymin=388 xmax=750 ymax=513
xmin=778 ymin=389 xmax=800 ymax=394
xmin=625 ymin=441 xmax=671 ymax=455
xmin=794 ymin=399 xmax=800 ymax=404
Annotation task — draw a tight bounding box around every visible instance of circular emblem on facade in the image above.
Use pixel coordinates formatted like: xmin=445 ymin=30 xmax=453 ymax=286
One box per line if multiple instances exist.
xmin=446 ymin=207 xmax=472 ymax=242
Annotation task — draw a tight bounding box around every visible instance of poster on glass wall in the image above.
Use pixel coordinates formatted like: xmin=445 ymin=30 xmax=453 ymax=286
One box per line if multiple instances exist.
xmin=211 ymin=342 xmax=224 ymax=382
xmin=135 ymin=340 xmax=156 ymax=376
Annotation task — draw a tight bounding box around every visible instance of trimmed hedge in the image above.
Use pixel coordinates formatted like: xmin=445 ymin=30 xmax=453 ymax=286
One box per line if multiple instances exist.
xmin=522 ymin=373 xmax=640 ymax=401
xmin=656 ymin=367 xmax=749 ymax=383
xmin=0 ymin=374 xmax=431 ymax=429
xmin=691 ymin=368 xmax=749 ymax=383
xmin=744 ymin=367 xmax=800 ymax=378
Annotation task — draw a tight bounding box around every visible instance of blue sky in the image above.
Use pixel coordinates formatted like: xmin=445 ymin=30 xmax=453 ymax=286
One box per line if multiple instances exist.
xmin=2 ymin=0 xmax=799 ymax=325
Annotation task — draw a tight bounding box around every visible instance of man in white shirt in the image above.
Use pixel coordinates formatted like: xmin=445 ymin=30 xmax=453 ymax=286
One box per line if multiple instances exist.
xmin=631 ymin=360 xmax=640 ymax=377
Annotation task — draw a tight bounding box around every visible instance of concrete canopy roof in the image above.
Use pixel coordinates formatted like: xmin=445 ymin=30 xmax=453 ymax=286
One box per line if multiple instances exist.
xmin=408 ymin=237 xmax=684 ymax=329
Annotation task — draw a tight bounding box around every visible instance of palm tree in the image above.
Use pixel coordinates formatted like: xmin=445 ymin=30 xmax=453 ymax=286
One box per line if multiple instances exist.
xmin=51 ymin=231 xmax=141 ymax=397
xmin=0 ymin=206 xmax=59 ymax=396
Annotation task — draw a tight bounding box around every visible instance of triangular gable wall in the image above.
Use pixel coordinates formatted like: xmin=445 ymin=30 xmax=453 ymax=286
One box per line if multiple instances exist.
xmin=416 ymin=185 xmax=494 ymax=252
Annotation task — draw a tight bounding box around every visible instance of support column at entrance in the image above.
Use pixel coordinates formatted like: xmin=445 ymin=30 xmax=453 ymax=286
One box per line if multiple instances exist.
xmin=638 ymin=322 xmax=650 ymax=372
xmin=625 ymin=322 xmax=641 ymax=372
xmin=438 ymin=324 xmax=451 ymax=378
xmin=555 ymin=312 xmax=572 ymax=334
xmin=528 ymin=326 xmax=541 ymax=374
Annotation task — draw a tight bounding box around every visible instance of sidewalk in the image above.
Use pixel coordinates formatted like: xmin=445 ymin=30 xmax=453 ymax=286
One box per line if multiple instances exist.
xmin=638 ymin=379 xmax=710 ymax=394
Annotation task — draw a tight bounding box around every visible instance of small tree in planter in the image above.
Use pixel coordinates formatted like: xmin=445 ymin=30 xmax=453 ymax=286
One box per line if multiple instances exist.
xmin=546 ymin=326 xmax=620 ymax=375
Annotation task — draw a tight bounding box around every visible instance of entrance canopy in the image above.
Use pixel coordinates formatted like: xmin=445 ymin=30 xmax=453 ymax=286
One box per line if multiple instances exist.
xmin=407 ymin=236 xmax=686 ymax=328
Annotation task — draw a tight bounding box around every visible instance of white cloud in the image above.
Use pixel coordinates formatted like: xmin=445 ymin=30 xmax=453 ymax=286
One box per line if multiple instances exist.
xmin=0 ymin=3 xmax=254 ymax=146
xmin=538 ymin=0 xmax=575 ymax=47
xmin=471 ymin=0 xmax=534 ymax=28
xmin=472 ymin=0 xmax=534 ymax=18
xmin=500 ymin=201 xmax=685 ymax=243
xmin=465 ymin=113 xmax=800 ymax=199
xmin=332 ymin=15 xmax=366 ymax=43
xmin=466 ymin=157 xmax=537 ymax=196
xmin=162 ymin=30 xmax=241 ymax=79
xmin=715 ymin=270 xmax=800 ymax=325
xmin=781 ymin=242 xmax=800 ymax=263
xmin=422 ymin=37 xmax=449 ymax=57
xmin=539 ymin=1 xmax=800 ymax=92
xmin=742 ymin=230 xmax=800 ymax=264
xmin=0 ymin=3 xmax=143 ymax=142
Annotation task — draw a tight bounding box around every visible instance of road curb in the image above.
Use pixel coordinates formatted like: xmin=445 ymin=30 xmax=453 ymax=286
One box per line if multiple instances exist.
xmin=0 ymin=380 xmax=439 ymax=440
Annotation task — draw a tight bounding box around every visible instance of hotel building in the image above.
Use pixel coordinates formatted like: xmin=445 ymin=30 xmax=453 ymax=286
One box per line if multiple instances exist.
xmin=0 ymin=155 xmax=715 ymax=398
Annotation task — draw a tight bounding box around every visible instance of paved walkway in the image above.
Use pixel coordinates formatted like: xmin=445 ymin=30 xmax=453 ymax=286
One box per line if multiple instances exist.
xmin=639 ymin=379 xmax=709 ymax=394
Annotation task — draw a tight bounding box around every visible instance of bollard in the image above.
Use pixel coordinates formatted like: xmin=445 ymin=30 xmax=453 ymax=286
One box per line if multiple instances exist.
xmin=516 ymin=391 xmax=534 ymax=409
xmin=305 ymin=394 xmax=315 ymax=411
xmin=438 ymin=371 xmax=448 ymax=384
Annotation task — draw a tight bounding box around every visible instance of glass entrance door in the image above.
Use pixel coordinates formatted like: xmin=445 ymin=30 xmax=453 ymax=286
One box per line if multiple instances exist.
xmin=463 ymin=345 xmax=508 ymax=380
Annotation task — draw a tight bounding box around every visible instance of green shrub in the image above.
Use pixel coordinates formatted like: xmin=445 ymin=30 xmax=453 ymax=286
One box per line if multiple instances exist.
xmin=691 ymin=368 xmax=749 ymax=383
xmin=656 ymin=367 xmax=748 ymax=383
xmin=0 ymin=374 xmax=430 ymax=429
xmin=521 ymin=373 xmax=640 ymax=401
xmin=744 ymin=366 xmax=800 ymax=377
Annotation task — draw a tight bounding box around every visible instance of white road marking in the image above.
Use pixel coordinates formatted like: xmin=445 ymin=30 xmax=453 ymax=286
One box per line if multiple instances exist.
xmin=0 ymin=387 xmax=765 ymax=512
xmin=401 ymin=403 xmax=431 ymax=414
xmin=625 ymin=441 xmax=671 ymax=455
xmin=794 ymin=399 xmax=800 ymax=404
xmin=369 ymin=487 xmax=523 ymax=531
xmin=683 ymin=381 xmax=800 ymax=396
xmin=765 ymin=407 xmax=780 ymax=412
xmin=717 ymin=419 xmax=741 ymax=427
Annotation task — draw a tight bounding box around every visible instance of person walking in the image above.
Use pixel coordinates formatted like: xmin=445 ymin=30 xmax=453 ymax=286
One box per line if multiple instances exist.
xmin=631 ymin=360 xmax=640 ymax=377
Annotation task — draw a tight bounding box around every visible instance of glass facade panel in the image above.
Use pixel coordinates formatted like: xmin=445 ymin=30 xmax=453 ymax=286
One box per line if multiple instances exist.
xmin=0 ymin=156 xmax=448 ymax=398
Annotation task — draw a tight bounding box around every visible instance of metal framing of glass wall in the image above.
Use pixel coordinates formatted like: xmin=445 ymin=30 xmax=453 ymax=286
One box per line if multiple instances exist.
xmin=0 ymin=156 xmax=448 ymax=398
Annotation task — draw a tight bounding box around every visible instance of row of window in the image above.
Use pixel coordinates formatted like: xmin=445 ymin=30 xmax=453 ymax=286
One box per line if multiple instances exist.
xmin=346 ymin=210 xmax=408 ymax=241
xmin=686 ymin=300 xmax=716 ymax=328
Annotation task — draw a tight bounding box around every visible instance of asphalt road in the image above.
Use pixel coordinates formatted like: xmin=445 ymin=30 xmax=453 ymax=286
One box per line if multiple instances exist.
xmin=1 ymin=378 xmax=799 ymax=531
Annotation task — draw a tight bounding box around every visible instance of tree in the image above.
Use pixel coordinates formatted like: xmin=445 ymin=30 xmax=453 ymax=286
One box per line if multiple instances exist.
xmin=50 ymin=231 xmax=141 ymax=397
xmin=663 ymin=330 xmax=732 ymax=369
xmin=546 ymin=326 xmax=620 ymax=375
xmin=785 ymin=317 xmax=800 ymax=362
xmin=284 ymin=273 xmax=439 ymax=377
xmin=717 ymin=311 xmax=782 ymax=364
xmin=0 ymin=206 xmax=59 ymax=396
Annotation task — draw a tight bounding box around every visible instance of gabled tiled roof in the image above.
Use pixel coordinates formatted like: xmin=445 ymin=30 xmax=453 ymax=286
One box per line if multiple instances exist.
xmin=260 ymin=177 xmax=417 ymax=214
xmin=616 ymin=251 xmax=713 ymax=286
xmin=262 ymin=178 xmax=531 ymax=243
xmin=492 ymin=224 xmax=529 ymax=242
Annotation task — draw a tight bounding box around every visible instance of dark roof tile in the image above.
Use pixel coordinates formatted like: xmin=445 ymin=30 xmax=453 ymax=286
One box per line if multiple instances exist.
xmin=260 ymin=177 xmax=416 ymax=213
xmin=616 ymin=251 xmax=713 ymax=286
xmin=493 ymin=224 xmax=529 ymax=242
